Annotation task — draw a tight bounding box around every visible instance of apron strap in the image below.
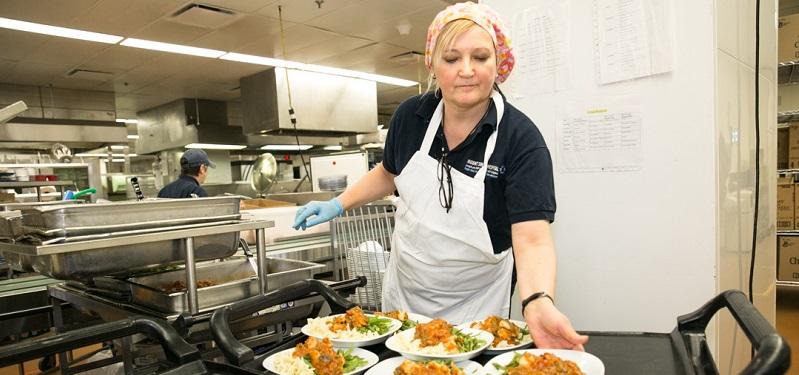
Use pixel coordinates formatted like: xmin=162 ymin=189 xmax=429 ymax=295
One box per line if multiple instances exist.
xmin=420 ymin=91 xmax=506 ymax=182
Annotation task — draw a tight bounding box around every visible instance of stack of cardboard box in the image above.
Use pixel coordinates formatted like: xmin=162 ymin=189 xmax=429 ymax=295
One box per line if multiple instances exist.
xmin=780 ymin=13 xmax=799 ymax=63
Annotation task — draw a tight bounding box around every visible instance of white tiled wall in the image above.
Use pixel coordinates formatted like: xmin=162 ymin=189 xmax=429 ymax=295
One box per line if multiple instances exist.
xmin=715 ymin=0 xmax=778 ymax=372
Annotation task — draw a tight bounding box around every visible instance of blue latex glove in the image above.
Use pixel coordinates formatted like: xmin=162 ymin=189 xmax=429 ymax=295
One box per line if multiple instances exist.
xmin=293 ymin=198 xmax=344 ymax=230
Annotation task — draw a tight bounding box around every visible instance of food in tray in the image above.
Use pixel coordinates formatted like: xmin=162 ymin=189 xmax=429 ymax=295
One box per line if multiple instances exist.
xmin=393 ymin=359 xmax=465 ymax=375
xmin=375 ymin=310 xmax=417 ymax=330
xmin=492 ymin=352 xmax=585 ymax=375
xmin=306 ymin=306 xmax=395 ymax=340
xmin=470 ymin=315 xmax=530 ymax=347
xmin=272 ymin=337 xmax=368 ymax=375
xmin=160 ymin=279 xmax=218 ymax=293
xmin=394 ymin=319 xmax=486 ymax=355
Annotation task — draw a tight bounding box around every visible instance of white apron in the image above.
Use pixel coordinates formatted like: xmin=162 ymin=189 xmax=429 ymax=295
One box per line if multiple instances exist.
xmin=382 ymin=91 xmax=514 ymax=324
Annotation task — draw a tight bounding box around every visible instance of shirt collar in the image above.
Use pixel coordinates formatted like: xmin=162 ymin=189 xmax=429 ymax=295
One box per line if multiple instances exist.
xmin=416 ymin=92 xmax=499 ymax=131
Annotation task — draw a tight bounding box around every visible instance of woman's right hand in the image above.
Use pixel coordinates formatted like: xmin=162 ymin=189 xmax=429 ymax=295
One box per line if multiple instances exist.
xmin=292 ymin=198 xmax=344 ymax=230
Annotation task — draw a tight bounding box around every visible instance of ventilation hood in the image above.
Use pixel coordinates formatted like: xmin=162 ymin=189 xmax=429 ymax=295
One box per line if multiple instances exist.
xmin=0 ymin=83 xmax=127 ymax=147
xmin=240 ymin=68 xmax=378 ymax=136
xmin=135 ymin=98 xmax=248 ymax=154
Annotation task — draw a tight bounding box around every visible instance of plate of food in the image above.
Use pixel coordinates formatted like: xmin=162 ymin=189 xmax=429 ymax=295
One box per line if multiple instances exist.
xmin=374 ymin=310 xmax=433 ymax=331
xmin=458 ymin=315 xmax=533 ymax=353
xmin=262 ymin=336 xmax=378 ymax=375
xmin=384 ymin=319 xmax=493 ymax=362
xmin=483 ymin=349 xmax=604 ymax=375
xmin=364 ymin=357 xmax=482 ymax=375
xmin=302 ymin=306 xmax=401 ymax=347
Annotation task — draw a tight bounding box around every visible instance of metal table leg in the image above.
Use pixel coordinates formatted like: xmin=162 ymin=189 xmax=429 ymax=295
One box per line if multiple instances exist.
xmin=51 ymin=296 xmax=70 ymax=374
xmin=121 ymin=336 xmax=133 ymax=374
xmin=184 ymin=237 xmax=199 ymax=315
xmin=256 ymin=228 xmax=268 ymax=295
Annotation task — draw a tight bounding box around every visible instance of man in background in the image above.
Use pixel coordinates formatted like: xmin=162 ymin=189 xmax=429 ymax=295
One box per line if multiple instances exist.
xmin=157 ymin=149 xmax=215 ymax=198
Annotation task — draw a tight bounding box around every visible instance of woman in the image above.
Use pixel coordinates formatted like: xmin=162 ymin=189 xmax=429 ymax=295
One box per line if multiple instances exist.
xmin=293 ymin=1 xmax=587 ymax=350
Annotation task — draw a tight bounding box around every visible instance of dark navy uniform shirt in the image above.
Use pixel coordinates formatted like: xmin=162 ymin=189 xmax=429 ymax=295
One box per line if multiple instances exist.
xmin=157 ymin=175 xmax=208 ymax=198
xmin=383 ymin=92 xmax=556 ymax=254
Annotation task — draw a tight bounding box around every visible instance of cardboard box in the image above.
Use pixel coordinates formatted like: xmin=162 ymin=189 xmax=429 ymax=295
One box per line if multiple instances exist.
xmin=780 ymin=127 xmax=790 ymax=170
xmin=778 ymin=177 xmax=794 ymax=230
xmin=790 ymin=124 xmax=799 ymax=169
xmin=780 ymin=14 xmax=799 ymax=63
xmin=0 ymin=192 xmax=14 ymax=203
xmin=779 ymin=236 xmax=799 ymax=281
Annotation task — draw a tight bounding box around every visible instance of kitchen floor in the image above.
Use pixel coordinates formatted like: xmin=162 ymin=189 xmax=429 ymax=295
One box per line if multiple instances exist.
xmin=777 ymin=287 xmax=799 ymax=374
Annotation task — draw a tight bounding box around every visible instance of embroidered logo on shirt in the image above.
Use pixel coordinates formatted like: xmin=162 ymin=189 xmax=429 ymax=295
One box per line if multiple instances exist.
xmin=465 ymin=159 xmax=505 ymax=178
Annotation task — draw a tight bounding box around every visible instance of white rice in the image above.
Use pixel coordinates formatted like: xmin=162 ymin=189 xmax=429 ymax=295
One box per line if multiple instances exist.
xmin=392 ymin=333 xmax=457 ymax=355
xmin=306 ymin=316 xmax=381 ymax=340
xmin=272 ymin=352 xmax=315 ymax=375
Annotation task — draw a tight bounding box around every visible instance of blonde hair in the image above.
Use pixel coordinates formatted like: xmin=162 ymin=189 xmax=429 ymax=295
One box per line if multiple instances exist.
xmin=426 ymin=19 xmax=497 ymax=93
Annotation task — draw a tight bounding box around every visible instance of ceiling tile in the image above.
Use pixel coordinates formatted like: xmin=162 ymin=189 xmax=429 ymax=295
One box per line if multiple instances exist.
xmin=0 ymin=0 xmax=98 ymax=24
xmin=170 ymin=59 xmax=265 ymax=85
xmin=234 ymin=24 xmax=338 ymax=58
xmin=79 ymin=45 xmax=161 ymax=73
xmin=5 ymin=61 xmax=74 ymax=87
xmin=190 ymin=14 xmax=283 ymax=51
xmin=256 ymin=0 xmax=366 ymax=23
xmin=69 ymin=0 xmax=186 ymax=36
xmin=24 ymin=38 xmax=110 ymax=66
xmin=129 ymin=19 xmax=214 ymax=44
xmin=307 ymin=0 xmax=441 ymax=40
xmin=290 ymin=37 xmax=374 ymax=64
xmin=201 ymin=0 xmax=277 ymax=13
xmin=314 ymin=42 xmax=409 ymax=69
xmin=0 ymin=30 xmax=51 ymax=61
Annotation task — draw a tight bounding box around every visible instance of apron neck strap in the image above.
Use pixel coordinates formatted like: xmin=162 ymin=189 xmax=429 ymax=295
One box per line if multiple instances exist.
xmin=420 ymin=91 xmax=505 ymax=182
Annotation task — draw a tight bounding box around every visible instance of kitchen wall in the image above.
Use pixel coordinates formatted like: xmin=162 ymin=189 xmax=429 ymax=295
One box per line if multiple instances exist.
xmin=485 ymin=0 xmax=777 ymax=373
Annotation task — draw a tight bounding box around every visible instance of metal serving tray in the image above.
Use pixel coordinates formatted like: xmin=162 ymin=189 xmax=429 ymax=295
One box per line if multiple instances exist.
xmin=127 ymin=257 xmax=324 ymax=313
xmin=19 ymin=196 xmax=242 ymax=238
xmin=0 ymin=220 xmax=273 ymax=282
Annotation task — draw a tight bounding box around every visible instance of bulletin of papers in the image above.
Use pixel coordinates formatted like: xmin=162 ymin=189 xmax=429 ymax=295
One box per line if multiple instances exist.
xmin=593 ymin=0 xmax=673 ymax=84
xmin=557 ymin=109 xmax=642 ymax=173
xmin=505 ymin=0 xmax=569 ymax=97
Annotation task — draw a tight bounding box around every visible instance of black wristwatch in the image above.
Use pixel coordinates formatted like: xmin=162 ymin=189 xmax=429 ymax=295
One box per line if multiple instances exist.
xmin=521 ymin=291 xmax=554 ymax=315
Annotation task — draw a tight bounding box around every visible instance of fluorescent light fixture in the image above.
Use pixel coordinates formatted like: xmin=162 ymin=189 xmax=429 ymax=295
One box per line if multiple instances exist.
xmin=110 ymin=159 xmax=126 ymax=163
xmin=76 ymin=153 xmax=138 ymax=157
xmin=0 ymin=17 xmax=123 ymax=44
xmin=127 ymin=135 xmax=140 ymax=140
xmin=260 ymin=144 xmax=313 ymax=151
xmin=121 ymin=38 xmax=225 ymax=58
xmin=110 ymin=145 xmax=127 ymax=150
xmin=220 ymin=52 xmax=417 ymax=87
xmin=116 ymin=118 xmax=138 ymax=124
xmin=323 ymin=145 xmax=343 ymax=151
xmin=185 ymin=143 xmax=247 ymax=150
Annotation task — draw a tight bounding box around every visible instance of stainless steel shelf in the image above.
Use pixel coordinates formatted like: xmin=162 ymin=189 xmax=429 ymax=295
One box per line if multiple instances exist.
xmin=776 ymin=280 xmax=799 ymax=288
xmin=778 ymin=111 xmax=799 ymax=123
xmin=779 ymin=61 xmax=799 ymax=85
xmin=0 ymin=220 xmax=274 ymax=256
xmin=777 ymin=230 xmax=799 ymax=235
xmin=0 ymin=181 xmax=74 ymax=188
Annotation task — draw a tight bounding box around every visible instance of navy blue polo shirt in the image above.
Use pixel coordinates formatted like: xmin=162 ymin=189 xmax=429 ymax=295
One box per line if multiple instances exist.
xmin=383 ymin=92 xmax=556 ymax=254
xmin=157 ymin=175 xmax=208 ymax=198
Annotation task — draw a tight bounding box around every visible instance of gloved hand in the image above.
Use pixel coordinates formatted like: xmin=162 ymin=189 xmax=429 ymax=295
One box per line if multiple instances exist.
xmin=293 ymin=198 xmax=344 ymax=230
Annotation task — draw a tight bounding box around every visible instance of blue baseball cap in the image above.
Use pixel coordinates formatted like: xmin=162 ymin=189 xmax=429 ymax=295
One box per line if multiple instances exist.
xmin=181 ymin=149 xmax=216 ymax=168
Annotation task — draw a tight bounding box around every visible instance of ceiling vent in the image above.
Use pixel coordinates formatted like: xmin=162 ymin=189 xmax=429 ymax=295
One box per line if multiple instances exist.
xmin=65 ymin=69 xmax=114 ymax=81
xmin=169 ymin=3 xmax=241 ymax=29
xmin=389 ymin=51 xmax=423 ymax=65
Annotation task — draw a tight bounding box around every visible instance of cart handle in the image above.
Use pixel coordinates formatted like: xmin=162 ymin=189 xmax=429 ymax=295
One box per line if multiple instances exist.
xmin=210 ymin=277 xmax=365 ymax=366
xmin=677 ymin=289 xmax=791 ymax=375
xmin=0 ymin=316 xmax=200 ymax=368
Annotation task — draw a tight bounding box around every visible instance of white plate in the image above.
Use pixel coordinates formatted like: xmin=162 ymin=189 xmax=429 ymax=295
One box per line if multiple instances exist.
xmin=301 ymin=314 xmax=402 ymax=348
xmin=458 ymin=319 xmax=533 ymax=353
xmin=364 ymin=357 xmax=482 ymax=375
xmin=384 ymin=327 xmax=493 ymax=362
xmin=262 ymin=347 xmax=378 ymax=375
xmin=483 ymin=349 xmax=605 ymax=375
